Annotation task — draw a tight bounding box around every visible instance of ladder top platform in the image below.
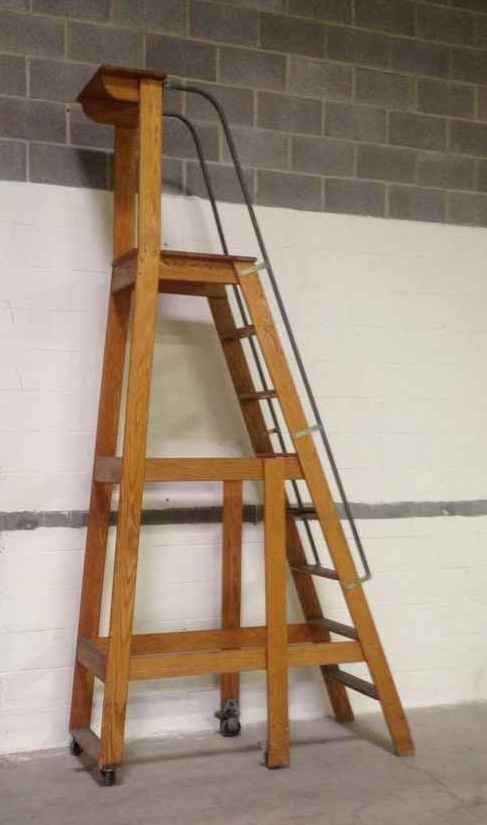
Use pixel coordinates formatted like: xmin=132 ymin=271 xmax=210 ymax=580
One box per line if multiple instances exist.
xmin=112 ymin=248 xmax=257 ymax=293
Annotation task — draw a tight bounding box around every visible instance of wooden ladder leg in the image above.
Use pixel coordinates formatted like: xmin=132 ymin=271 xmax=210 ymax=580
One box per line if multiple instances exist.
xmin=99 ymin=78 xmax=163 ymax=770
xmin=70 ymin=126 xmax=136 ymax=734
xmin=219 ymin=480 xmax=243 ymax=733
xmin=264 ymin=459 xmax=289 ymax=769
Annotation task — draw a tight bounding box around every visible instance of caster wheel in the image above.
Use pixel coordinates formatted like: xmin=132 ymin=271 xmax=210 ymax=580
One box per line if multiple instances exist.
xmin=100 ymin=768 xmax=116 ymax=787
xmin=221 ymin=717 xmax=241 ymax=738
xmin=215 ymin=699 xmax=241 ymax=738
xmin=70 ymin=739 xmax=83 ymax=756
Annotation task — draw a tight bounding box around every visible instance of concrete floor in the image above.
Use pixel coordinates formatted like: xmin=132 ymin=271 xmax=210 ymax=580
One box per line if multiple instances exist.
xmin=1 ymin=704 xmax=486 ymax=825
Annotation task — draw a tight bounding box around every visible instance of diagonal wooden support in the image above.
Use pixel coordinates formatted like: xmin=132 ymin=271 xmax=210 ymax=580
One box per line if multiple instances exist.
xmin=235 ymin=261 xmax=414 ymax=757
xmin=69 ymin=126 xmax=136 ymax=735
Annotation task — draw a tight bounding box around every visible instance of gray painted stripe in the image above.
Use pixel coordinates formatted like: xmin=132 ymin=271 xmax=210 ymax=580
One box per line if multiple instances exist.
xmin=1 ymin=500 xmax=487 ymax=531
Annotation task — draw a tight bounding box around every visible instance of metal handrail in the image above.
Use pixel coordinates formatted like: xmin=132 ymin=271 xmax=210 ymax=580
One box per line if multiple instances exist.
xmin=165 ymin=87 xmax=371 ymax=586
xmin=164 ymin=110 xmax=321 ymax=566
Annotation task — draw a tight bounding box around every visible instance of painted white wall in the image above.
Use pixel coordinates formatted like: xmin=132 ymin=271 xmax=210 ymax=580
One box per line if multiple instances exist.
xmin=0 ymin=181 xmax=486 ymax=754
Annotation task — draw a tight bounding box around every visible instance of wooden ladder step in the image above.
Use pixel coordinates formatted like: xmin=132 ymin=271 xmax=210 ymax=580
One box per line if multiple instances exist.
xmin=291 ymin=563 xmax=339 ymax=581
xmin=288 ymin=506 xmax=318 ymax=520
xmin=221 ymin=325 xmax=256 ymax=341
xmin=239 ymin=390 xmax=277 ymax=402
xmin=311 ymin=618 xmax=358 ymax=640
xmin=328 ymin=668 xmax=379 ymax=699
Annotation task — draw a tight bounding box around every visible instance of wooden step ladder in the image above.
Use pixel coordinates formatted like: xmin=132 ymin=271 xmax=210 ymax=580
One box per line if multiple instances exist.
xmin=69 ymin=66 xmax=414 ymax=786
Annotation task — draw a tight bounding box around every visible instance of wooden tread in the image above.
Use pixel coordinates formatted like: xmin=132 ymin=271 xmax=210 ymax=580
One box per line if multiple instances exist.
xmin=328 ymin=669 xmax=379 ymax=699
xmin=291 ymin=563 xmax=339 ymax=580
xmin=112 ymin=248 xmax=256 ymax=292
xmin=288 ymin=506 xmax=318 ymax=520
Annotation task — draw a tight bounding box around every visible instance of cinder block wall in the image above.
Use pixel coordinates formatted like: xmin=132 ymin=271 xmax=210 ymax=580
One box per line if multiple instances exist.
xmin=3 ymin=0 xmax=487 ymax=221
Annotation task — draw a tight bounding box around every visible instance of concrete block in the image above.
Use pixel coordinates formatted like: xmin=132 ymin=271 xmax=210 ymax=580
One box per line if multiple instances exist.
xmin=29 ymin=59 xmax=95 ymax=103
xmin=390 ymin=38 xmax=449 ymax=78
xmin=292 ymin=135 xmax=354 ymax=176
xmin=0 ymin=54 xmax=26 ymax=96
xmin=389 ymin=185 xmax=446 ymax=223
xmin=417 ymin=79 xmax=475 ymax=118
xmin=476 ymin=15 xmax=487 ymax=49
xmin=0 ymin=98 xmax=65 ymax=143
xmin=186 ymin=82 xmax=254 ymax=126
xmin=288 ymin=0 xmax=351 ymax=24
xmin=186 ymin=160 xmax=255 ymax=203
xmin=223 ymin=127 xmax=288 ymax=169
xmin=389 ymin=112 xmax=447 ymax=151
xmin=326 ymin=26 xmax=389 ymax=68
xmin=355 ymin=0 xmax=414 ymax=36
xmin=68 ymin=21 xmax=142 ymax=65
xmin=33 ymin=0 xmax=110 ymax=19
xmin=111 ymin=0 xmax=187 ymax=32
xmin=450 ymin=47 xmax=487 ymax=84
xmin=450 ymin=119 xmax=487 ymax=157
xmin=260 ymin=12 xmax=324 ymax=58
xmin=0 ymin=139 xmax=26 ymax=181
xmin=416 ymin=4 xmax=474 ymax=46
xmin=217 ymin=0 xmax=284 ymax=8
xmin=29 ymin=142 xmax=110 ymax=189
xmin=0 ymin=10 xmax=64 ymax=57
xmin=163 ymin=157 xmax=184 ymax=193
xmin=257 ymin=91 xmax=321 ymax=134
xmin=355 ymin=68 xmax=415 ymax=110
xmin=190 ymin=1 xmax=258 ymax=46
xmin=478 ymin=87 xmax=487 ymax=121
xmin=448 ymin=191 xmax=487 ymax=226
xmin=324 ymin=177 xmax=385 ymax=217
xmin=325 ymin=101 xmax=386 ymax=143
xmin=219 ymin=46 xmax=285 ymax=90
xmin=165 ymin=118 xmax=219 ymax=161
xmin=476 ymin=160 xmax=487 ymax=191
xmin=69 ymin=106 xmax=113 ymax=150
xmin=0 ymin=0 xmax=29 ymax=9
xmin=417 ymin=153 xmax=474 ymax=190
xmin=146 ymin=34 xmax=216 ymax=80
xmin=257 ymin=169 xmax=322 ymax=210
xmin=357 ymin=144 xmax=416 ymax=183
xmin=288 ymin=55 xmax=352 ymax=99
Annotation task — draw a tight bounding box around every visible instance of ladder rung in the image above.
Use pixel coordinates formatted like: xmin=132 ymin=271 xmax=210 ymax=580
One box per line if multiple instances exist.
xmin=239 ymin=390 xmax=277 ymax=402
xmin=256 ymin=451 xmax=296 ymax=458
xmin=291 ymin=564 xmax=339 ymax=581
xmin=221 ymin=325 xmax=256 ymax=341
xmin=288 ymin=506 xmax=317 ymax=520
xmin=311 ymin=618 xmax=358 ymax=640
xmin=329 ymin=669 xmax=379 ymax=699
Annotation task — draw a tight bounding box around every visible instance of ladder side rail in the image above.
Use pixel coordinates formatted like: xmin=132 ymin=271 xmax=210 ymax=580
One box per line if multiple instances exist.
xmin=167 ymin=83 xmax=371 ymax=584
xmin=168 ymin=109 xmax=321 ymax=565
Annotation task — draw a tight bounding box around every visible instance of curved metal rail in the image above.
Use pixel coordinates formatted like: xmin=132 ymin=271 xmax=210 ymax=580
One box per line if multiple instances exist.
xmin=165 ymin=88 xmax=371 ymax=585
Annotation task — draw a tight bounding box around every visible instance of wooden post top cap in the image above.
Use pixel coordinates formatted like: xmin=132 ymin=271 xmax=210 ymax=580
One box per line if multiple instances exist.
xmin=77 ymin=64 xmax=166 ymax=105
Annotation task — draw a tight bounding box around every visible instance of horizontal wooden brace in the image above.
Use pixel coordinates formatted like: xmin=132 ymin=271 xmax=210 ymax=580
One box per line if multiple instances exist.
xmin=126 ymin=641 xmax=363 ymax=680
xmin=94 ymin=456 xmax=304 ymax=483
xmin=94 ymin=623 xmax=333 ymax=655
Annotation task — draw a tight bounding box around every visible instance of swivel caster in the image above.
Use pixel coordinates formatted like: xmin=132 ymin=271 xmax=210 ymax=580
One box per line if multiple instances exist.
xmin=70 ymin=738 xmax=83 ymax=756
xmin=100 ymin=768 xmax=116 ymax=787
xmin=215 ymin=699 xmax=241 ymax=738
